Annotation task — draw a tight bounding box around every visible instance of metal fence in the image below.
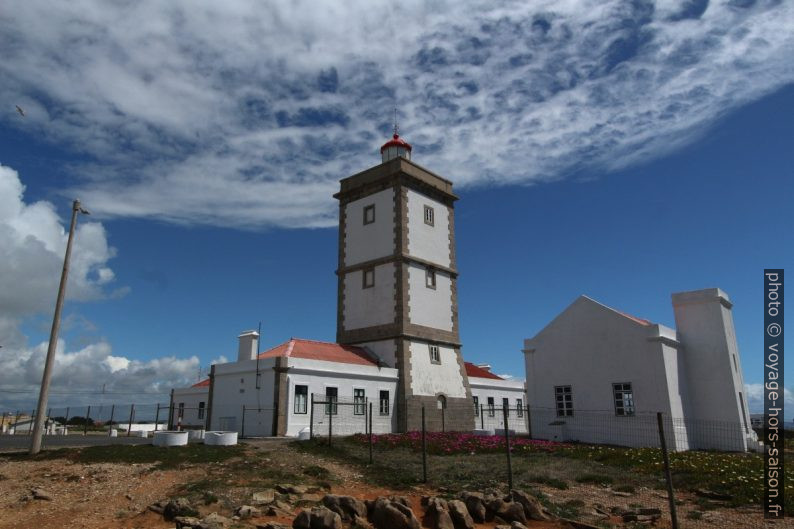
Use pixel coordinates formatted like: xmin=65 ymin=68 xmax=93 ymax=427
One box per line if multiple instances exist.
xmin=305 ymin=402 xmax=768 ymax=529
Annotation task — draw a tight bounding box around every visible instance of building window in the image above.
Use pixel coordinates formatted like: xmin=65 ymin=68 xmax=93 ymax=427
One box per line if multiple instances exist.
xmin=379 ymin=390 xmax=390 ymax=416
xmin=555 ymin=385 xmax=573 ymax=417
xmin=198 ymin=402 xmax=205 ymax=419
xmin=294 ymin=385 xmax=308 ymax=414
xmin=424 ymin=205 xmax=434 ymax=226
xmin=429 ymin=344 xmax=440 ymax=364
xmin=325 ymin=387 xmax=338 ymax=415
xmin=516 ymin=399 xmax=523 ymax=417
xmin=487 ymin=397 xmax=495 ymax=417
xmin=502 ymin=397 xmax=509 ymax=413
xmin=426 ymin=267 xmax=436 ymax=289
xmin=354 ymin=389 xmax=366 ymax=415
xmin=437 ymin=395 xmax=447 ymax=409
xmin=473 ymin=396 xmax=479 ymax=416
xmin=613 ymin=383 xmax=635 ymax=416
xmin=178 ymin=402 xmax=185 ymax=419
xmin=363 ymin=204 xmax=375 ymax=225
xmin=362 ymin=267 xmax=375 ymax=289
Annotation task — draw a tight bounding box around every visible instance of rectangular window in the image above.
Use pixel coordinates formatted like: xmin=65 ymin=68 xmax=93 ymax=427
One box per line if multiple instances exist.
xmin=362 ymin=267 xmax=375 ymax=288
xmin=424 ymin=205 xmax=434 ymax=226
xmin=613 ymin=383 xmax=635 ymax=416
xmin=198 ymin=402 xmax=205 ymax=419
xmin=325 ymin=387 xmax=338 ymax=416
xmin=294 ymin=385 xmax=308 ymax=414
xmin=178 ymin=402 xmax=185 ymax=419
xmin=502 ymin=398 xmax=509 ymax=414
xmin=426 ymin=267 xmax=436 ymax=289
xmin=379 ymin=390 xmax=390 ymax=416
xmin=354 ymin=388 xmax=366 ymax=415
xmin=429 ymin=344 xmax=440 ymax=363
xmin=473 ymin=396 xmax=479 ymax=416
xmin=363 ymin=204 xmax=375 ymax=225
xmin=516 ymin=399 xmax=523 ymax=417
xmin=487 ymin=397 xmax=495 ymax=417
xmin=555 ymin=385 xmax=573 ymax=417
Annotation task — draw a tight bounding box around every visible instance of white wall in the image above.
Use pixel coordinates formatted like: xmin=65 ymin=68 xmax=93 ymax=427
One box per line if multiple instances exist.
xmin=408 ymin=341 xmax=467 ymax=398
xmin=343 ymin=263 xmax=396 ymax=330
xmin=344 ymin=188 xmax=394 ymax=266
xmin=469 ymin=377 xmax=528 ymax=433
xmin=407 ymin=264 xmax=453 ymax=331
xmin=406 ymin=189 xmax=451 ymax=268
xmin=211 ymin=358 xmax=277 ymax=436
xmin=172 ymin=386 xmax=209 ymax=427
xmin=358 ymin=339 xmax=397 ymax=367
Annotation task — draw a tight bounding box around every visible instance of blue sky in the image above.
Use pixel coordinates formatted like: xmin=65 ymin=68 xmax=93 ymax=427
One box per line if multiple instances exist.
xmin=0 ymin=0 xmax=792 ymax=416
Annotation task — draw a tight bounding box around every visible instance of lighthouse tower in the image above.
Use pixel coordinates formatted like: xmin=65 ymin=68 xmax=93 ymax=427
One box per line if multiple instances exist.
xmin=334 ymin=130 xmax=473 ymax=431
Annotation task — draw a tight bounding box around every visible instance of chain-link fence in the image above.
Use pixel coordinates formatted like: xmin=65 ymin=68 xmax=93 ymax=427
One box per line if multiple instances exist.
xmin=302 ymin=401 xmax=777 ymax=529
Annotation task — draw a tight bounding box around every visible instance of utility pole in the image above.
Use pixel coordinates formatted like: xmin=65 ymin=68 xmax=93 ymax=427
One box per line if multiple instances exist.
xmin=30 ymin=199 xmax=89 ymax=455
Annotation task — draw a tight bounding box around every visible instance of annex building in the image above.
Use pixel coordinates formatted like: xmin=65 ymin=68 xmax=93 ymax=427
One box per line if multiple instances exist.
xmin=172 ymin=132 xmax=526 ymax=436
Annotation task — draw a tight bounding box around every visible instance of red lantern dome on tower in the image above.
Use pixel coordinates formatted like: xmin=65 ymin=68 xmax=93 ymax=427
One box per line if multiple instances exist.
xmin=380 ymin=125 xmax=412 ymax=163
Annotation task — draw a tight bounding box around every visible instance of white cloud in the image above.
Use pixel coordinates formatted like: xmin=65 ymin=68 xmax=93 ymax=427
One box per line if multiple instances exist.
xmin=0 ymin=0 xmax=791 ymax=229
xmin=744 ymin=382 xmax=793 ymax=414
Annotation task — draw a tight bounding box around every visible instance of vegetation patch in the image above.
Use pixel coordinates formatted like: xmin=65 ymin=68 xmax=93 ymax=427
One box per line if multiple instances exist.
xmin=527 ymin=474 xmax=568 ymax=489
xmin=575 ymin=473 xmax=613 ymax=485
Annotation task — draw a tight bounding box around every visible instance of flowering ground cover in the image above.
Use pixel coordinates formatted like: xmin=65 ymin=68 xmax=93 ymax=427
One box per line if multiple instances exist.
xmin=350 ymin=431 xmax=560 ymax=455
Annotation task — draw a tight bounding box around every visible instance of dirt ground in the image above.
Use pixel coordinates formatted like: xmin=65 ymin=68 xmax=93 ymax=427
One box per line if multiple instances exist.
xmin=0 ymin=440 xmax=783 ymax=529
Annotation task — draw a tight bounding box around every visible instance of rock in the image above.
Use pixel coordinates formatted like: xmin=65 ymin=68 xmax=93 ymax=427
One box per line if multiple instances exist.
xmin=164 ymin=498 xmax=199 ymax=521
xmin=257 ymin=524 xmax=289 ymax=529
xmin=279 ymin=484 xmax=310 ymax=495
xmin=459 ymin=493 xmax=486 ymax=522
xmin=637 ymin=508 xmax=661 ymax=517
xmin=275 ymin=500 xmax=295 ymax=511
xmin=31 ymin=488 xmax=52 ymax=501
xmin=694 ymin=489 xmax=732 ymax=501
xmin=254 ymin=489 xmax=277 ymax=504
xmin=125 ymin=493 xmax=133 ymax=501
xmin=293 ymin=507 xmax=343 ymax=529
xmin=612 ymin=491 xmax=632 ymax=497
xmin=300 ymin=494 xmax=322 ymax=503
xmin=175 ymin=516 xmax=202 ymax=529
xmin=510 ymin=522 xmax=527 ymax=529
xmin=148 ymin=500 xmax=167 ymax=514
xmin=235 ymin=505 xmax=261 ymax=519
xmin=322 ymin=495 xmax=368 ymax=522
xmin=511 ymin=490 xmax=549 ymax=522
xmin=199 ymin=512 xmax=231 ymax=529
xmin=447 ymin=500 xmax=474 ymax=529
xmin=483 ymin=496 xmax=504 ymax=520
xmin=370 ymin=497 xmax=420 ymax=529
xmin=424 ymin=498 xmax=453 ymax=529
xmin=496 ymin=502 xmax=526 ymax=524
xmin=267 ymin=505 xmax=294 ymax=517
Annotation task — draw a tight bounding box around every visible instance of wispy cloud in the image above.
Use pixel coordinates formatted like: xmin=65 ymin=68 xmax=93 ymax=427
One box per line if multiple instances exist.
xmin=1 ymin=0 xmax=792 ymax=228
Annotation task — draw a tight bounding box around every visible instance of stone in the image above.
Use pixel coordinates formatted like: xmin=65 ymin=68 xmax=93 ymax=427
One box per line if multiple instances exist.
xmin=31 ymin=488 xmax=52 ymax=501
xmin=254 ymin=489 xmax=277 ymax=504
xmin=459 ymin=493 xmax=486 ymax=523
xmin=694 ymin=489 xmax=732 ymax=501
xmin=637 ymin=508 xmax=661 ymax=517
xmin=267 ymin=505 xmax=294 ymax=517
xmin=235 ymin=505 xmax=262 ymax=519
xmin=483 ymin=496 xmax=504 ymax=520
xmin=612 ymin=491 xmax=632 ymax=497
xmin=299 ymin=494 xmax=322 ymax=503
xmin=293 ymin=507 xmax=343 ymax=529
xmin=199 ymin=512 xmax=231 ymax=529
xmin=510 ymin=522 xmax=527 ymax=529
xmin=496 ymin=502 xmax=526 ymax=524
xmin=447 ymin=500 xmax=474 ymax=529
xmin=175 ymin=516 xmax=202 ymax=529
xmin=424 ymin=498 xmax=453 ymax=529
xmin=257 ymin=524 xmax=289 ymax=529
xmin=322 ymin=494 xmax=368 ymax=522
xmin=370 ymin=497 xmax=420 ymax=529
xmin=164 ymin=498 xmax=199 ymax=521
xmin=510 ymin=490 xmax=549 ymax=522
xmin=275 ymin=500 xmax=295 ymax=511
xmin=279 ymin=484 xmax=310 ymax=495
xmin=148 ymin=501 xmax=166 ymax=514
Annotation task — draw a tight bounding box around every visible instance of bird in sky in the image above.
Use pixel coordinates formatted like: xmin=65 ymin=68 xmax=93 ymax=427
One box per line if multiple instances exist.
xmin=15 ymin=105 xmax=25 ymax=117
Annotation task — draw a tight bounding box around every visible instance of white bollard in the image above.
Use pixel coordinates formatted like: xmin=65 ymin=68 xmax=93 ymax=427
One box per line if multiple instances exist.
xmin=204 ymin=431 xmax=238 ymax=446
xmin=152 ymin=431 xmax=188 ymax=447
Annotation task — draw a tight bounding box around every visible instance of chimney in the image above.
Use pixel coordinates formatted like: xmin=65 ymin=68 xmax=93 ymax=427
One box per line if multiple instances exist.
xmin=237 ymin=330 xmax=259 ymax=362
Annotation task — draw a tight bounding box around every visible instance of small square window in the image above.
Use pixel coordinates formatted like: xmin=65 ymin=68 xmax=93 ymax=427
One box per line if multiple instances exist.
xmin=363 ymin=204 xmax=375 ymax=225
xmin=426 ymin=267 xmax=436 ymax=289
xmin=424 ymin=205 xmax=434 ymax=226
xmin=429 ymin=344 xmax=440 ymax=364
xmin=363 ymin=268 xmax=375 ymax=288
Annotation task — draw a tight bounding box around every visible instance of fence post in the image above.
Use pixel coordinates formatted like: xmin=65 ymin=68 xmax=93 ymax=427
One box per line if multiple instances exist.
xmin=441 ymin=406 xmax=445 ymax=432
xmin=168 ymin=402 xmax=174 ymax=430
xmin=309 ymin=394 xmax=314 ymax=440
xmin=14 ymin=411 xmax=21 ymax=435
xmin=480 ymin=404 xmax=484 ymax=430
xmin=241 ymin=405 xmax=246 ymax=438
xmin=421 ymin=405 xmax=427 ymax=483
xmin=328 ymin=399 xmax=333 ymax=447
xmin=656 ymin=412 xmax=679 ymax=529
xmin=127 ymin=404 xmax=135 ymax=437
xmin=84 ymin=406 xmax=91 ymax=436
xmin=153 ymin=404 xmax=159 ymax=432
xmin=526 ymin=404 xmax=532 ymax=438
xmin=109 ymin=405 xmax=115 ymax=433
xmin=503 ymin=405 xmax=513 ymax=491
xmin=29 ymin=409 xmax=35 ymax=434
xmin=368 ymin=402 xmax=373 ymax=465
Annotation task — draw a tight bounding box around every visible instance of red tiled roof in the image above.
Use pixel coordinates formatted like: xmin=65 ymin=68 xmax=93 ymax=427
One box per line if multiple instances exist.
xmin=192 ymin=378 xmax=210 ymax=388
xmin=464 ymin=362 xmax=503 ymax=380
xmin=258 ymin=338 xmax=378 ymax=366
xmin=615 ymin=309 xmax=652 ymax=326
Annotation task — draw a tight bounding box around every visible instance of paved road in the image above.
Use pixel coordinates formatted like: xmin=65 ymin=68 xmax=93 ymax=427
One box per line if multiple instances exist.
xmin=0 ymin=434 xmax=152 ymax=452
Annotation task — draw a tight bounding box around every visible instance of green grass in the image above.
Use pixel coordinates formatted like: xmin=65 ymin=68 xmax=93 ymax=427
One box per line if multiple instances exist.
xmin=575 ymin=473 xmax=613 ymax=485
xmin=527 ymin=474 xmax=568 ymax=489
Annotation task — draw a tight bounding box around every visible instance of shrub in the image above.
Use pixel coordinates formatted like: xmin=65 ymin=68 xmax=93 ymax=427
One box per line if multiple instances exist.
xmin=575 ymin=474 xmax=613 ymax=485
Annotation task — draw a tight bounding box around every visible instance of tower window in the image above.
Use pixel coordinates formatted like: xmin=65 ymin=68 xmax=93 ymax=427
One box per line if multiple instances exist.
xmin=429 ymin=344 xmax=440 ymax=364
xmin=363 ymin=204 xmax=375 ymax=225
xmin=363 ymin=268 xmax=375 ymax=288
xmin=424 ymin=205 xmax=434 ymax=226
xmin=426 ymin=267 xmax=436 ymax=289
xmin=613 ymin=383 xmax=635 ymax=416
